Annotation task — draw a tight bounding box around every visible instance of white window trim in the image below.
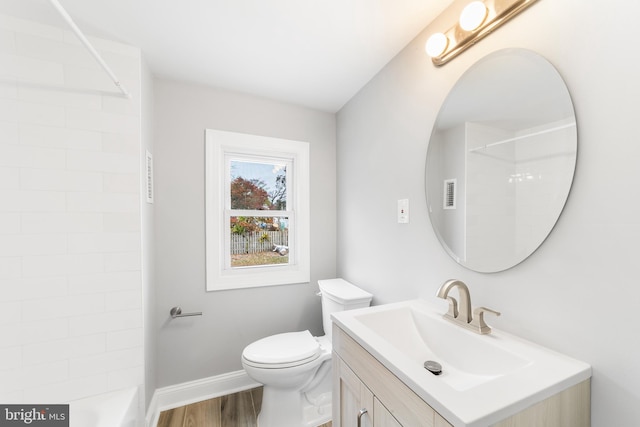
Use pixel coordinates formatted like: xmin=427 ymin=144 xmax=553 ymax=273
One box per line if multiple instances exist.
xmin=205 ymin=129 xmax=310 ymax=291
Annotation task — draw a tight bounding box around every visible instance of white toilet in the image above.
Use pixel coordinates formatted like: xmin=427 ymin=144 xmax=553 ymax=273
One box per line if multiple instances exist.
xmin=241 ymin=278 xmax=373 ymax=427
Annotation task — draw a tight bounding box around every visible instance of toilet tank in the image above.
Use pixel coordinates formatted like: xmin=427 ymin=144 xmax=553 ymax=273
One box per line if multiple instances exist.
xmin=318 ymin=278 xmax=373 ymax=340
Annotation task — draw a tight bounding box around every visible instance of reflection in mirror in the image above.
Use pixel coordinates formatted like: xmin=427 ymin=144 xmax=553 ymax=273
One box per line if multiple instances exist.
xmin=426 ymin=49 xmax=577 ymax=272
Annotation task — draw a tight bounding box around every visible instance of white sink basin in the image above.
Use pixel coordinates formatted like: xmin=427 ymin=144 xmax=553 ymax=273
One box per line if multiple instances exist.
xmin=332 ymin=299 xmax=591 ymax=427
xmin=354 ymin=302 xmax=531 ymax=391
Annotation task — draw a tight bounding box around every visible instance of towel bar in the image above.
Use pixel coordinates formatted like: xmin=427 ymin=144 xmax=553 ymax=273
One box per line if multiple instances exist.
xmin=170 ymin=306 xmax=202 ymax=319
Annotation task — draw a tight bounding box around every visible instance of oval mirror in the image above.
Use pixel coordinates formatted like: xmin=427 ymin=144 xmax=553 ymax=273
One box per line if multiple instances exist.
xmin=426 ymin=49 xmax=577 ymax=273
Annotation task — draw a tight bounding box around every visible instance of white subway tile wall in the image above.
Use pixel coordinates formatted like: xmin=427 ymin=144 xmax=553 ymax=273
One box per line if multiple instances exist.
xmin=0 ymin=14 xmax=143 ymax=403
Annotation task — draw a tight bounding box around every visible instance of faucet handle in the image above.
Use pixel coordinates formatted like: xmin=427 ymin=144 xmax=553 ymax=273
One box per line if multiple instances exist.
xmin=470 ymin=307 xmax=501 ymax=334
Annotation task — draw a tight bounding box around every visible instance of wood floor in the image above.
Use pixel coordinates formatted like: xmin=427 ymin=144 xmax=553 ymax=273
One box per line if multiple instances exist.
xmin=157 ymin=387 xmax=332 ymax=427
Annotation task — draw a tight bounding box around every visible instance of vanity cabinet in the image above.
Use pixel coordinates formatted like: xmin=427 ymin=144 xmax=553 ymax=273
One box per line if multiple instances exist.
xmin=333 ymin=324 xmax=452 ymax=427
xmin=332 ymin=324 xmax=590 ymax=427
xmin=333 ymin=354 xmax=372 ymax=427
xmin=333 ymin=354 xmax=407 ymax=427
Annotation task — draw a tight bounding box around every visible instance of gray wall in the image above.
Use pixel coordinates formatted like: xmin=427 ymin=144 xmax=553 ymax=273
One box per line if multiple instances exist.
xmin=153 ymin=78 xmax=337 ymax=387
xmin=337 ymin=0 xmax=640 ymax=425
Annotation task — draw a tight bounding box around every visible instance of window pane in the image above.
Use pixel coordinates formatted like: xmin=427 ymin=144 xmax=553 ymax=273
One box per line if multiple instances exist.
xmin=230 ymin=160 xmax=287 ymax=210
xmin=230 ymin=216 xmax=289 ymax=267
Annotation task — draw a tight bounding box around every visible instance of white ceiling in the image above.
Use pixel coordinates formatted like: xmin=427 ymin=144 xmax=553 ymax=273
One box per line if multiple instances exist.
xmin=0 ymin=0 xmax=449 ymax=112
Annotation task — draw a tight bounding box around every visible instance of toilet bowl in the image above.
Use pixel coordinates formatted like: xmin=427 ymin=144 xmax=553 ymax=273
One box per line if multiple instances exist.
xmin=241 ymin=278 xmax=373 ymax=427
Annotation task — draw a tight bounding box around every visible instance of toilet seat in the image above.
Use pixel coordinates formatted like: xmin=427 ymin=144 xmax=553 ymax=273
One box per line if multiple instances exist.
xmin=242 ymin=330 xmax=321 ymax=369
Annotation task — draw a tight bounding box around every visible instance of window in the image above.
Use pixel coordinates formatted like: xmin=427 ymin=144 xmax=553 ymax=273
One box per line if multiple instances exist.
xmin=205 ymin=129 xmax=310 ymax=291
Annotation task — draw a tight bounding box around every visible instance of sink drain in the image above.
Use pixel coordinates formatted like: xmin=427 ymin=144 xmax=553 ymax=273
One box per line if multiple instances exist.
xmin=424 ymin=360 xmax=442 ymax=375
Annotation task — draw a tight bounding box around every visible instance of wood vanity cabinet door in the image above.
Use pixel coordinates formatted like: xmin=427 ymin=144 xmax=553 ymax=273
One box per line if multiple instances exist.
xmin=333 ymin=354 xmax=374 ymax=427
xmin=373 ymin=397 xmax=402 ymax=427
xmin=434 ymin=413 xmax=454 ymax=427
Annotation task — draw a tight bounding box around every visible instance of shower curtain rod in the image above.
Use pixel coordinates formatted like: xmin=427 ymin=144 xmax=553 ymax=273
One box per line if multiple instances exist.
xmin=47 ymin=0 xmax=131 ymax=98
xmin=467 ymin=122 xmax=576 ymax=153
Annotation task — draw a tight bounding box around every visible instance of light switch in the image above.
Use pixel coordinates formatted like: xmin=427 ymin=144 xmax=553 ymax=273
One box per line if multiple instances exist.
xmin=397 ymin=199 xmax=409 ymax=223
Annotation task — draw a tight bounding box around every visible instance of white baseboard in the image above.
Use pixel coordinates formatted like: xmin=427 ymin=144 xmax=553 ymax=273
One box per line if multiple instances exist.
xmin=145 ymin=370 xmax=260 ymax=427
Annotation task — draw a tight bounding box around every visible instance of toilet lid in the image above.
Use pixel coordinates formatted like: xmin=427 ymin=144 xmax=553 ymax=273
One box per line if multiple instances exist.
xmin=243 ymin=330 xmax=320 ymax=365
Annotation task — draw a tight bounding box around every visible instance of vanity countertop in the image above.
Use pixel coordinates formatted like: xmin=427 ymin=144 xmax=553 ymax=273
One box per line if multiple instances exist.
xmin=332 ymin=299 xmax=592 ymax=427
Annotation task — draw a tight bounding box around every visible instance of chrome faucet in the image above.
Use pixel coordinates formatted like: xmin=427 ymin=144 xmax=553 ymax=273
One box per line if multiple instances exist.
xmin=436 ymin=279 xmax=500 ymax=334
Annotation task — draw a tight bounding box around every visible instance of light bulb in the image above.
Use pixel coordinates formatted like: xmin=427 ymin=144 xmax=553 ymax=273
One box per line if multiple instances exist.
xmin=459 ymin=1 xmax=488 ymax=31
xmin=425 ymin=33 xmax=449 ymax=58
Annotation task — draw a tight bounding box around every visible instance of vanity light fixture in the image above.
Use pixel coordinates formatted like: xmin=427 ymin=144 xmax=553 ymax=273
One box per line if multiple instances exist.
xmin=425 ymin=0 xmax=539 ymax=66
xmin=425 ymin=32 xmax=449 ymax=57
xmin=459 ymin=1 xmax=488 ymax=31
